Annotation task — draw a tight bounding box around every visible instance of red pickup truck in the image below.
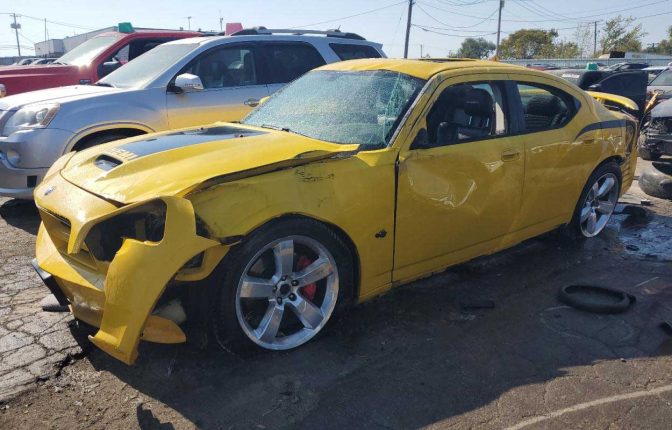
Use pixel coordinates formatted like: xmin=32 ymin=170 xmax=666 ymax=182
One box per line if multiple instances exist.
xmin=0 ymin=26 xmax=200 ymax=98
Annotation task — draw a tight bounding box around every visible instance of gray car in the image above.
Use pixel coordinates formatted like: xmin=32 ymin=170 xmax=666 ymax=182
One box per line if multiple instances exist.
xmin=0 ymin=29 xmax=384 ymax=199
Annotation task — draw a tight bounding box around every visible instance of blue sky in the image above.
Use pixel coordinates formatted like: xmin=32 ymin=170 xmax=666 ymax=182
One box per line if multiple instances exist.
xmin=1 ymin=0 xmax=671 ymax=58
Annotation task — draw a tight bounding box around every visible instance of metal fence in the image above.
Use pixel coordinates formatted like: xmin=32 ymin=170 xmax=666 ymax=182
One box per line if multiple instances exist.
xmin=501 ymin=58 xmax=672 ymax=68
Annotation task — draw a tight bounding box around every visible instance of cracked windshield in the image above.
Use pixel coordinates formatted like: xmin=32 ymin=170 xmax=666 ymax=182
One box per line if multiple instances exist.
xmin=243 ymin=70 xmax=425 ymax=147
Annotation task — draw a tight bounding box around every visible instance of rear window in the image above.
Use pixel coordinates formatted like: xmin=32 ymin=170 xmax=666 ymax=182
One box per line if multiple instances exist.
xmin=651 ymin=70 xmax=672 ymax=86
xmin=329 ymin=43 xmax=381 ymax=61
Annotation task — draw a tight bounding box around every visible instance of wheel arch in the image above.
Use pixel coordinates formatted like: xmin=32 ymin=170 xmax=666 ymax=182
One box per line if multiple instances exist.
xmin=65 ymin=124 xmax=153 ymax=153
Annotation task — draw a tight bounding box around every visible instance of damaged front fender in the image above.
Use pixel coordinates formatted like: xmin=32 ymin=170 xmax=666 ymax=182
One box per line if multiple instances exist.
xmin=89 ymin=196 xmax=218 ymax=364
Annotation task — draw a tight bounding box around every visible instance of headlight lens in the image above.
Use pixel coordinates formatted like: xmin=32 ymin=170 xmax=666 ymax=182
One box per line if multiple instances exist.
xmin=2 ymin=103 xmax=60 ymax=136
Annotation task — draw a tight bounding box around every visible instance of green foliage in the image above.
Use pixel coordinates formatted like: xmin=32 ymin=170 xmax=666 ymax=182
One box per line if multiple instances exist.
xmin=599 ymin=15 xmax=646 ymax=53
xmin=456 ymin=37 xmax=496 ymax=59
xmin=498 ymin=29 xmax=579 ymax=59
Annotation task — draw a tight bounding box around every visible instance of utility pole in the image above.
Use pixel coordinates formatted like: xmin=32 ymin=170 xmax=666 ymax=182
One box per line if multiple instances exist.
xmin=11 ymin=13 xmax=21 ymax=57
xmin=593 ymin=21 xmax=598 ymax=57
xmin=420 ymin=44 xmax=423 ymax=58
xmin=403 ymin=0 xmax=413 ymax=58
xmin=187 ymin=16 xmax=192 ymax=30
xmin=495 ymin=0 xmax=504 ymax=59
xmin=219 ymin=10 xmax=223 ymax=32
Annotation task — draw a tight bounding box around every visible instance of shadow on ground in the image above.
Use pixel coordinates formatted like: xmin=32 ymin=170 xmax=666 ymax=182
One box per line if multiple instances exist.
xmin=78 ymin=210 xmax=672 ymax=429
xmin=0 ymin=199 xmax=40 ymax=235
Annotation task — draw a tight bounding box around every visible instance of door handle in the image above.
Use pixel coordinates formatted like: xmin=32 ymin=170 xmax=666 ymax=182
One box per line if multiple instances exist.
xmin=244 ymin=98 xmax=260 ymax=107
xmin=501 ymin=149 xmax=520 ymax=162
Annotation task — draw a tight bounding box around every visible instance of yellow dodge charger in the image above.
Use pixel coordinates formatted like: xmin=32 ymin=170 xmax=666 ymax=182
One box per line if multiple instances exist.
xmin=33 ymin=59 xmax=638 ymax=364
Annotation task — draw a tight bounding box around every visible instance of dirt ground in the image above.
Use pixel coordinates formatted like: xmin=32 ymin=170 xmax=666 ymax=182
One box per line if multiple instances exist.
xmin=1 ymin=158 xmax=672 ymax=429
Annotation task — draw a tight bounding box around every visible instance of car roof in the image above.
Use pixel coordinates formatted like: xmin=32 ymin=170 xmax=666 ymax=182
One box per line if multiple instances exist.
xmin=318 ymin=58 xmax=521 ymax=79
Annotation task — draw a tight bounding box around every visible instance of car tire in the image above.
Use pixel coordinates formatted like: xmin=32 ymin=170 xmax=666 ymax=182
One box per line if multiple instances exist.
xmin=565 ymin=161 xmax=621 ymax=239
xmin=75 ymin=133 xmax=133 ymax=151
xmin=211 ymin=218 xmax=355 ymax=354
xmin=639 ymin=161 xmax=672 ymax=200
xmin=638 ymin=146 xmax=662 ymax=161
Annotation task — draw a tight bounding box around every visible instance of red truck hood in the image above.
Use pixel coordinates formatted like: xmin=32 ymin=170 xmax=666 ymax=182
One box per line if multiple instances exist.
xmin=0 ymin=63 xmax=78 ymax=78
xmin=0 ymin=64 xmax=84 ymax=97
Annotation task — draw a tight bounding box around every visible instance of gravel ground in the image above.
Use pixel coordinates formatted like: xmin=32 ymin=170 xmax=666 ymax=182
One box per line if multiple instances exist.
xmin=1 ymin=158 xmax=671 ymax=429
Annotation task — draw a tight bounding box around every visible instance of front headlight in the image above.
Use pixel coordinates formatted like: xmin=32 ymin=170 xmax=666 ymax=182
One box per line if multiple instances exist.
xmin=2 ymin=103 xmax=60 ymax=136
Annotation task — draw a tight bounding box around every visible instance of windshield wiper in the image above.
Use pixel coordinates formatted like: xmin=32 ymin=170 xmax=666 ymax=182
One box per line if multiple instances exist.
xmin=260 ymin=124 xmax=292 ymax=133
xmin=95 ymin=82 xmax=115 ymax=88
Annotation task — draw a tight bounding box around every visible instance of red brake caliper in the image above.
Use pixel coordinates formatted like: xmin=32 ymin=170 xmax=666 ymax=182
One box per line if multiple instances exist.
xmin=296 ymin=255 xmax=317 ymax=301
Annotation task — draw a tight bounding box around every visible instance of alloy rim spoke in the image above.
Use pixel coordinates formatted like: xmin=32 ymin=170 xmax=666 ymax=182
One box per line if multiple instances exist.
xmin=294 ymin=256 xmax=333 ymax=287
xmin=273 ymin=240 xmax=294 ymax=277
xmin=580 ymin=205 xmax=592 ymax=223
xmin=597 ymin=177 xmax=615 ymax=198
xmin=239 ymin=276 xmax=275 ymax=299
xmin=289 ymin=295 xmax=324 ymax=329
xmin=596 ymin=200 xmax=615 ymax=215
xmin=592 ymin=182 xmax=600 ymax=197
xmin=587 ymin=210 xmax=597 ymax=234
xmin=255 ymin=303 xmax=284 ymax=342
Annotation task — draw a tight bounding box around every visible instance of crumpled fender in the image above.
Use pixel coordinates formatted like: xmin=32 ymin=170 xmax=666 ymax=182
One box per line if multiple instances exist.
xmin=89 ymin=196 xmax=218 ymax=364
xmin=587 ymin=91 xmax=639 ymax=113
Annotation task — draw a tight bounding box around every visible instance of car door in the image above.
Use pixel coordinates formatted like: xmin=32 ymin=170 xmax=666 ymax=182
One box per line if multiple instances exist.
xmin=262 ymin=42 xmax=327 ymax=96
xmin=507 ymin=75 xmax=590 ymax=231
xmin=165 ymin=43 xmax=270 ymax=128
xmin=394 ymin=75 xmax=525 ymax=282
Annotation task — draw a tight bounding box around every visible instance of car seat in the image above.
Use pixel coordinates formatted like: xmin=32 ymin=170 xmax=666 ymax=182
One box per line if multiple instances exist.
xmin=524 ymin=95 xmax=566 ymax=130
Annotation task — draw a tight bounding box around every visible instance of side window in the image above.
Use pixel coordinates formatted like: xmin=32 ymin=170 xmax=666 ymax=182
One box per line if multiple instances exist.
xmin=264 ymin=43 xmax=326 ymax=84
xmin=517 ymin=83 xmax=574 ymax=132
xmin=329 ymin=43 xmax=382 ymax=60
xmin=182 ymin=46 xmax=258 ymax=89
xmin=128 ymin=38 xmax=175 ymax=61
xmin=425 ymin=81 xmax=508 ymax=147
xmin=108 ymin=44 xmax=130 ymax=63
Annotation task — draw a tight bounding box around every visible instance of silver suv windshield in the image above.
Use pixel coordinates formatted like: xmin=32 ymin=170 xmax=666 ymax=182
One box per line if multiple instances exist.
xmin=242 ymin=70 xmax=425 ymax=148
xmin=57 ymin=35 xmax=122 ymax=66
xmin=98 ymin=43 xmax=199 ymax=89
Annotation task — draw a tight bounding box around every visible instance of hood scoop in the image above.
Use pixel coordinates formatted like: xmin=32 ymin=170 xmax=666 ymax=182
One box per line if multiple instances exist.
xmin=94 ymin=154 xmax=123 ymax=171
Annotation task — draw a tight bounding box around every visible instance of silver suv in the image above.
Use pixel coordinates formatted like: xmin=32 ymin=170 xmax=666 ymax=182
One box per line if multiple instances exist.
xmin=0 ymin=28 xmax=384 ymax=199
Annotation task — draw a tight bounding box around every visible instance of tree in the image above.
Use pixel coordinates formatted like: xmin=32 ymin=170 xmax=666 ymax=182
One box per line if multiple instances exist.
xmin=456 ymin=37 xmax=496 ymax=59
xmin=646 ymin=26 xmax=672 ymax=55
xmin=573 ymin=22 xmax=594 ymax=58
xmin=599 ymin=15 xmax=646 ymax=54
xmin=499 ymin=29 xmax=559 ymax=59
xmin=554 ymin=40 xmax=580 ymax=59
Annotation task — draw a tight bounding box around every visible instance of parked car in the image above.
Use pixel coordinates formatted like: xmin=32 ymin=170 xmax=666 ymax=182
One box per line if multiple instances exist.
xmin=639 ymin=97 xmax=672 ymax=160
xmin=11 ymin=58 xmax=38 ymax=66
xmin=0 ymin=24 xmax=200 ymax=98
xmin=32 ymin=58 xmax=638 ymax=364
xmin=29 ymin=58 xmax=59 ymax=66
xmin=549 ymin=69 xmax=647 ymax=115
xmin=603 ymin=62 xmax=649 ymax=71
xmin=0 ymin=28 xmax=384 ymax=199
xmin=642 ymin=66 xmax=667 ymax=83
xmin=648 ymin=67 xmax=672 ymax=100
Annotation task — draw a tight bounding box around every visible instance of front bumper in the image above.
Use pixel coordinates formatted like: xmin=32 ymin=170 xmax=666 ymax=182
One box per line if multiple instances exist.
xmin=0 ymin=127 xmax=74 ymax=199
xmin=643 ymin=132 xmax=672 ymax=155
xmin=34 ymin=173 xmax=220 ymax=364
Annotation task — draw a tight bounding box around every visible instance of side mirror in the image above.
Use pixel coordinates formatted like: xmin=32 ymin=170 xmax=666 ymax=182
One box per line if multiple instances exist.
xmin=173 ymin=73 xmax=204 ymax=93
xmin=98 ymin=60 xmax=122 ymax=78
xmin=410 ymin=128 xmax=429 ymax=150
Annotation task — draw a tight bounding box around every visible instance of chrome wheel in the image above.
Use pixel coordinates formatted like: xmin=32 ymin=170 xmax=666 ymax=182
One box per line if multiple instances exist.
xmin=579 ymin=173 xmax=619 ymax=237
xmin=235 ymin=235 xmax=339 ymax=350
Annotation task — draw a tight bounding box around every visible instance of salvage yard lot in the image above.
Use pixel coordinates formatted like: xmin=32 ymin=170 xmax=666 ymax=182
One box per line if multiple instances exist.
xmin=1 ymin=159 xmax=672 ymax=429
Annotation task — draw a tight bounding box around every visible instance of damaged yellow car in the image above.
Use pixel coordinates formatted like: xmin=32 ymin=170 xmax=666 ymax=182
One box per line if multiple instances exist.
xmin=33 ymin=58 xmax=639 ymax=364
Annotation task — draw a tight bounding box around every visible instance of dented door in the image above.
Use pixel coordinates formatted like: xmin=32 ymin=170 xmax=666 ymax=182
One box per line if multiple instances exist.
xmin=393 ymin=75 xmax=524 ymax=282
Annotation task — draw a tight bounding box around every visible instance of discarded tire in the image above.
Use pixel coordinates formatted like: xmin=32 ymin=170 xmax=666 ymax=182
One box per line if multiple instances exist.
xmin=639 ymin=161 xmax=672 ymax=200
xmin=559 ymin=285 xmax=635 ymax=314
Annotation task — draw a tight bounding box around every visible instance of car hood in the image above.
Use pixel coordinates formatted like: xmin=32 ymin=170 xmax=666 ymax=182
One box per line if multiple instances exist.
xmin=0 ymin=84 xmax=122 ymax=111
xmin=0 ymin=63 xmax=76 ymax=77
xmin=59 ymin=123 xmax=359 ymax=204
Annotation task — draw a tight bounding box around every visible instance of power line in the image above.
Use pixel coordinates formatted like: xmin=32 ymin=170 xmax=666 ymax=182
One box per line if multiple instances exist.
xmin=416 ymin=2 xmax=499 ymax=28
xmin=290 ymin=1 xmax=407 ymax=29
xmin=413 ymin=24 xmax=496 ymax=37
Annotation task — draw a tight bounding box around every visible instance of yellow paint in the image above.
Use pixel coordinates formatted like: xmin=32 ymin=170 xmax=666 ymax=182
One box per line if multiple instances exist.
xmin=586 ymin=91 xmax=639 ymax=112
xmin=34 ymin=59 xmax=635 ymax=364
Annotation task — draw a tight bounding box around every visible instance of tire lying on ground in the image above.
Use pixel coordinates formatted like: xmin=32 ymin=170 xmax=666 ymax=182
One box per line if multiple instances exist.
xmin=639 ymin=161 xmax=672 ymax=200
